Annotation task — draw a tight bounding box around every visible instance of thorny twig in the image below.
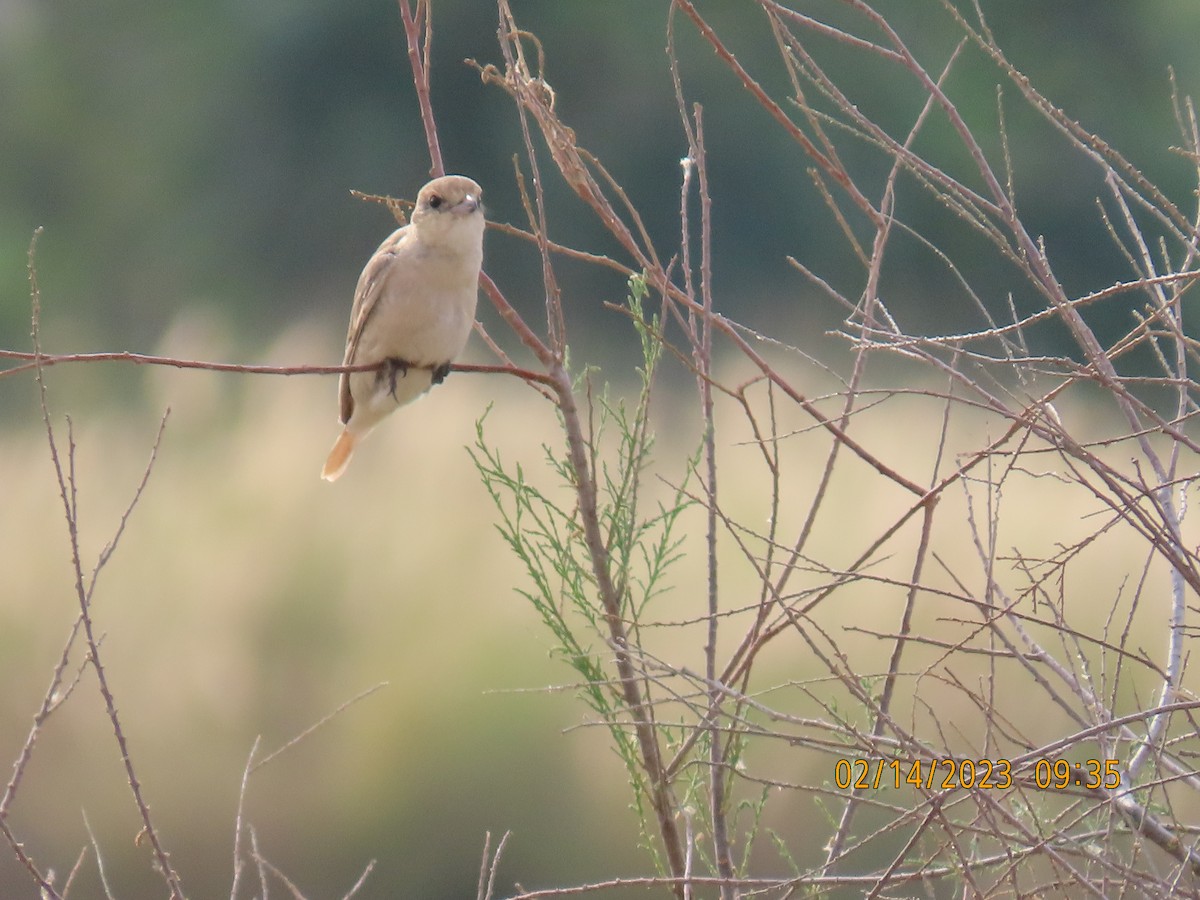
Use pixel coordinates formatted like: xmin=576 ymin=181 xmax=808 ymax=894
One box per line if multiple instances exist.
xmin=28 ymin=230 xmax=185 ymax=899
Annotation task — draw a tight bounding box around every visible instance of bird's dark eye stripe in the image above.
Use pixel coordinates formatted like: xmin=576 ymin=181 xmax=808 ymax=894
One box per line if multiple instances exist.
xmin=428 ymin=194 xmax=443 ymax=209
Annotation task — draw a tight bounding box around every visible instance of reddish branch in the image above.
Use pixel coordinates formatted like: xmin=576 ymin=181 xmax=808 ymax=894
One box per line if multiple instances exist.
xmin=0 ymin=349 xmax=553 ymax=387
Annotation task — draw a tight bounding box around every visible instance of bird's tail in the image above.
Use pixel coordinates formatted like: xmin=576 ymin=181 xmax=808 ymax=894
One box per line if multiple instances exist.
xmin=321 ymin=429 xmax=357 ymax=482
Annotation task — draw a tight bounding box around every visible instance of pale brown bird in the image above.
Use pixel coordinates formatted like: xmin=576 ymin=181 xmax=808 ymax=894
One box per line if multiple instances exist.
xmin=321 ymin=175 xmax=485 ymax=481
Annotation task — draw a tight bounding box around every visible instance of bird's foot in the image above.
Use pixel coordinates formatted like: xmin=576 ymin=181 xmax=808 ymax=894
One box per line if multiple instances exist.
xmin=381 ymin=357 xmax=412 ymax=400
xmin=431 ymin=362 xmax=452 ymax=386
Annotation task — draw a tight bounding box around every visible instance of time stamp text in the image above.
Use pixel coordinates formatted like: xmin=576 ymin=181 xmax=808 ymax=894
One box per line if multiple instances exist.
xmin=834 ymin=757 xmax=1122 ymax=792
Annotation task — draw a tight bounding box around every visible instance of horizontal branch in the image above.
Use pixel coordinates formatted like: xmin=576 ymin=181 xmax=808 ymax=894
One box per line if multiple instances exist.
xmin=0 ymin=349 xmax=553 ymax=386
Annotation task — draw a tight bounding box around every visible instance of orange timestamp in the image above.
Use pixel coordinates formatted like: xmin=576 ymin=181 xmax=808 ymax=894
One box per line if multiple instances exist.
xmin=834 ymin=757 xmax=1123 ymax=791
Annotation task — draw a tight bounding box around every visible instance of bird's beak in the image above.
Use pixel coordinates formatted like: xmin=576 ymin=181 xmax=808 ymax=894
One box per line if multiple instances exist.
xmin=452 ymin=195 xmax=480 ymax=216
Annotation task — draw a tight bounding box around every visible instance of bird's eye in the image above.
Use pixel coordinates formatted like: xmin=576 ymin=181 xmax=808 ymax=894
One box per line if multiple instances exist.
xmin=427 ymin=194 xmax=443 ymax=209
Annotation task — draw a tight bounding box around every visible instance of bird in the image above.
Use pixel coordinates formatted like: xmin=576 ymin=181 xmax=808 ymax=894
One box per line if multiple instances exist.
xmin=321 ymin=174 xmax=485 ymax=482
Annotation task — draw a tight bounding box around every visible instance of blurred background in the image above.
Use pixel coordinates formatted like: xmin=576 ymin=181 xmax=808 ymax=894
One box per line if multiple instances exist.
xmin=2 ymin=1 xmax=1199 ymax=897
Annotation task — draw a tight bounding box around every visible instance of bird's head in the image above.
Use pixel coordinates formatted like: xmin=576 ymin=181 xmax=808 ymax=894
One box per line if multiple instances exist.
xmin=410 ymin=175 xmax=485 ymax=255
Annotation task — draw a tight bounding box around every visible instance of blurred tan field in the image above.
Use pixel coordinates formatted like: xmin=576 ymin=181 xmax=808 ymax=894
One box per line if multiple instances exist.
xmin=3 ymin=308 xmax=1198 ymax=898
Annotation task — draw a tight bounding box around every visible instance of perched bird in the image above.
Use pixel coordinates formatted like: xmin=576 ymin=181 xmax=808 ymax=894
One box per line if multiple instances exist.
xmin=321 ymin=174 xmax=485 ymax=482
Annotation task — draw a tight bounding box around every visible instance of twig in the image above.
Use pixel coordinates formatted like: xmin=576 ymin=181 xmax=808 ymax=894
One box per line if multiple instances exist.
xmin=681 ymin=102 xmax=735 ymax=897
xmin=251 ymin=682 xmax=390 ymax=773
xmin=398 ymin=0 xmax=443 ymax=177
xmin=81 ymin=811 xmax=116 ymax=900
xmin=229 ymin=736 xmax=261 ymax=900
xmin=30 ymin=230 xmax=185 ymax=900
xmin=340 ymin=860 xmax=377 ymax=899
xmin=0 ymin=349 xmax=555 ymax=386
xmin=477 ymin=830 xmax=512 ymax=900
xmin=253 ymin=850 xmax=308 ymax=900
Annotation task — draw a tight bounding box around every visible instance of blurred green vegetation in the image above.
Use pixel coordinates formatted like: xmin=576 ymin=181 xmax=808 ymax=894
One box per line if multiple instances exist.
xmin=3 ymin=1 xmax=1198 ymax=365
xmin=3 ymin=1 xmax=1200 ymax=898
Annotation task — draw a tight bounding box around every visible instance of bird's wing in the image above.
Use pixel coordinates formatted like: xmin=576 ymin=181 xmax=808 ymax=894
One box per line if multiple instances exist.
xmin=338 ymin=227 xmax=407 ymax=424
